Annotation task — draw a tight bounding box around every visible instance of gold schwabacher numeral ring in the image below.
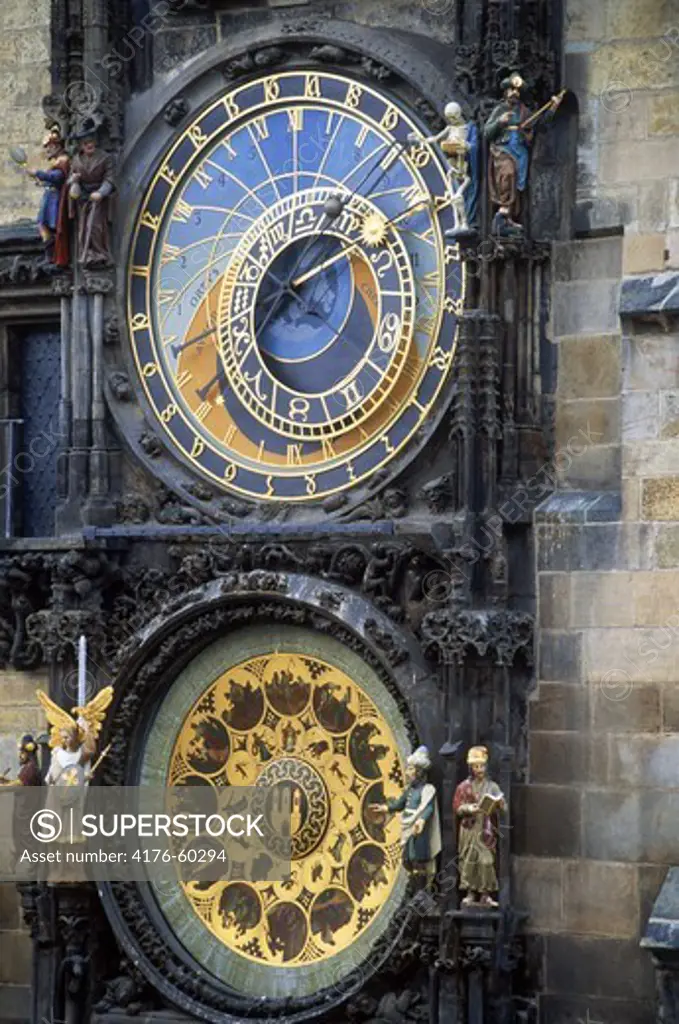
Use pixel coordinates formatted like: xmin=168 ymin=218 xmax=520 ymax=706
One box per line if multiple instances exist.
xmin=127 ymin=70 xmax=464 ymax=502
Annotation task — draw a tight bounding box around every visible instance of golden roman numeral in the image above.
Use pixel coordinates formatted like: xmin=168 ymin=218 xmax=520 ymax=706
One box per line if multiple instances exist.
xmin=288 ymin=108 xmax=303 ymax=132
xmin=223 ymin=424 xmax=237 ymax=446
xmin=264 ymin=77 xmax=280 ymax=102
xmin=195 ymin=401 xmax=211 ymax=422
xmin=160 ymin=244 xmax=182 ymax=266
xmin=287 ymin=445 xmax=303 ymax=466
xmin=193 ymin=165 xmax=212 ymax=189
xmin=131 ymin=264 xmax=149 ymax=278
xmin=305 ymin=74 xmax=321 ymax=99
xmin=356 ymin=124 xmax=369 ymax=148
xmin=172 ymin=199 xmax=193 ymax=223
xmin=321 ymin=438 xmax=336 ymax=459
xmin=380 ymin=147 xmax=399 ymax=172
xmin=253 ymin=117 xmax=269 ymax=140
xmin=158 ymin=288 xmax=178 ymax=306
xmin=415 ymin=316 xmax=435 ymax=335
xmin=175 ymin=369 xmax=192 ymax=389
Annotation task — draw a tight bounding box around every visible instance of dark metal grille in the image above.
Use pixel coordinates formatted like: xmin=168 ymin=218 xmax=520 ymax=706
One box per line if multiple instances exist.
xmin=18 ymin=329 xmax=61 ymax=538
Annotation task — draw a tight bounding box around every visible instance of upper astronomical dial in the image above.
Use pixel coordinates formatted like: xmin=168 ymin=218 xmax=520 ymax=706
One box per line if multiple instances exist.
xmin=127 ymin=70 xmax=465 ymax=502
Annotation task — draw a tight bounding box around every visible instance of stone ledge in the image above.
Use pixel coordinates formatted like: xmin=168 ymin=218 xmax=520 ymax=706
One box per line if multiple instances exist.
xmin=620 ymin=271 xmax=679 ymax=320
xmin=535 ymin=490 xmax=621 ymax=524
xmin=642 ymin=866 xmax=679 ymax=951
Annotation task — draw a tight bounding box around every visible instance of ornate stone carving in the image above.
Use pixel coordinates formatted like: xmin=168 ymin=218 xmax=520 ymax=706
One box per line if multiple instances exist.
xmin=108 ymin=371 xmax=131 ymax=401
xmin=139 ymin=431 xmax=163 ymax=459
xmin=420 ymin=608 xmax=534 ymax=666
xmin=163 ymin=96 xmax=189 ymax=127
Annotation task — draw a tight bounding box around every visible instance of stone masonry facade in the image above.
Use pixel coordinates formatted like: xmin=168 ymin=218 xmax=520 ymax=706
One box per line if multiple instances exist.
xmin=524 ymin=1 xmax=679 ymax=1021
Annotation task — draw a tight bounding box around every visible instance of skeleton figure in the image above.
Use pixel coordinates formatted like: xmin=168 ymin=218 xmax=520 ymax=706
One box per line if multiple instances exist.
xmin=409 ymin=102 xmax=474 ymax=238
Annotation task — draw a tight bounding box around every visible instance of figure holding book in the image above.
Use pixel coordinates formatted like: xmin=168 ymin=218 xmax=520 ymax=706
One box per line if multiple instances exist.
xmin=453 ymin=746 xmax=505 ymax=907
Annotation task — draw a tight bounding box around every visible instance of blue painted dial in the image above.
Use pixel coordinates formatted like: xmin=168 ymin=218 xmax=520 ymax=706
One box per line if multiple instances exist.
xmin=127 ymin=71 xmax=465 ymax=502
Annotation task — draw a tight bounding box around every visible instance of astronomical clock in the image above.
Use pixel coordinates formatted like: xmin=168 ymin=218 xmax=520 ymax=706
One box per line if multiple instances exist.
xmin=125 ymin=68 xmax=463 ymax=507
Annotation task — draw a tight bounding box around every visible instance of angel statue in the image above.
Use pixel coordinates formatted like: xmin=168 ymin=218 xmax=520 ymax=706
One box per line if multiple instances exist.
xmin=37 ymin=686 xmax=113 ymax=788
xmin=409 ymin=102 xmax=477 ymax=239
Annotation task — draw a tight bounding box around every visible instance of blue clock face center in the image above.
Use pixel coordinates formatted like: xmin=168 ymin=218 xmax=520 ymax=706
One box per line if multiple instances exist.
xmin=254 ymin=237 xmax=372 ymax=395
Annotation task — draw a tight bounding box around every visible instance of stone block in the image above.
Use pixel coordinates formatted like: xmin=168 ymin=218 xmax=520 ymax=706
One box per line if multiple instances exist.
xmin=530 ymin=733 xmax=605 ymax=785
xmin=557 ymin=334 xmax=621 ymax=400
xmin=622 ymin=391 xmax=658 ymax=441
xmin=648 ymin=93 xmax=679 ymax=135
xmin=538 ymin=523 xmax=653 ymax=572
xmin=538 ymin=631 xmax=582 ymax=683
xmin=0 ymin=886 xmax=20 ymax=930
xmin=593 ymin=682 xmax=661 ymax=732
xmin=639 ymin=864 xmax=669 ymax=939
xmin=558 ymin=443 xmax=621 ymax=490
xmin=592 ymin=42 xmax=679 ymax=94
xmin=601 ymin=139 xmax=679 ymax=183
xmin=563 ymin=860 xmax=638 ymax=937
xmin=571 ymin=572 xmax=635 ymax=627
xmin=565 ymin=0 xmax=606 ymax=42
xmin=512 ymin=857 xmax=564 ymax=931
xmin=637 ymin=180 xmax=670 ymax=232
xmin=583 ymin=626 xmax=679 ymax=685
xmin=552 ymin=238 xmax=623 ymax=282
xmin=671 ymin=179 xmax=679 ymax=228
xmin=0 ymin=931 xmax=31 ymax=984
xmin=546 ymin=934 xmax=655 ymax=1000
xmin=632 ymin=570 xmax=679 ymax=624
xmin=624 ymin=439 xmax=679 ymax=476
xmin=656 ymin=524 xmax=679 ymax=566
xmin=557 ymin=399 xmax=620 ymax=449
xmin=606 ymin=0 xmax=679 ymax=39
xmin=622 ymin=477 xmax=641 ymax=521
xmin=0 ymin=671 xmax=47 ymax=706
xmin=530 ymin=682 xmax=589 ymax=732
xmin=659 ymin=390 xmax=679 ymax=438
xmin=512 ymin=784 xmax=581 ymax=858
xmin=551 ymin=281 xmax=621 ymax=337
xmin=598 ymin=93 xmax=648 ymax=143
xmin=584 ymin=788 xmax=679 ymax=861
xmin=623 ymin=233 xmax=667 ymax=275
xmin=608 ymin=733 xmax=679 ymax=787
xmin=667 ymin=229 xmax=679 ymax=269
xmin=539 ymin=994 xmax=652 ymax=1024
xmin=573 ymin=189 xmax=639 ymax=234
xmin=539 ymin=574 xmax=571 ymax=629
xmin=153 ymin=26 xmax=218 ymax=74
xmin=663 ymin=682 xmax=679 ymax=729
xmin=643 ymin=477 xmax=679 ymax=519
xmin=623 ymin=332 xmax=679 ymax=391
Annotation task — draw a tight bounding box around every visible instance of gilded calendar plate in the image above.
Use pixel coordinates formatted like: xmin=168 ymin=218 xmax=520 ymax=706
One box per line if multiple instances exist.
xmin=139 ymin=626 xmax=411 ymax=1000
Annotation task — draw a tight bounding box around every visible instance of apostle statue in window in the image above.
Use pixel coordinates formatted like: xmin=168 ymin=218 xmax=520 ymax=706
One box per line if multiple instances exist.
xmin=484 ymin=73 xmax=565 ymax=237
xmin=454 ymin=745 xmax=506 ymax=907
xmin=370 ymin=744 xmax=441 ymax=887
xmin=68 ymin=118 xmax=115 ymax=268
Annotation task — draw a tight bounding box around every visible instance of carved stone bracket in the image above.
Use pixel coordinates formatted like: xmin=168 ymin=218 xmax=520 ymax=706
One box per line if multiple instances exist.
xmin=420 ymin=608 xmax=534 ymax=666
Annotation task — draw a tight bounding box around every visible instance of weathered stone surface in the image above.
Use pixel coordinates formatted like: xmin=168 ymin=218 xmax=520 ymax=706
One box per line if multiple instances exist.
xmin=632 ymin=570 xmax=679 ymax=625
xmin=592 ymin=683 xmax=661 ymax=732
xmin=639 ymin=863 xmax=671 ymax=939
xmin=553 ymin=238 xmax=623 ymax=282
xmin=624 ymin=439 xmax=679 ymax=476
xmin=592 ymin=42 xmax=679 ymax=94
xmin=530 ymin=682 xmax=590 ymax=732
xmin=552 ymin=281 xmax=621 ymax=336
xmin=663 ymin=682 xmax=679 ymax=729
xmin=539 ymin=994 xmax=652 ymax=1024
xmin=643 ymin=477 xmax=679 ymax=520
xmin=513 ymin=785 xmax=582 ymax=858
xmin=558 ymin=443 xmax=621 ymax=490
xmin=538 ymin=631 xmax=582 ymax=683
xmin=545 ymin=934 xmax=655 ymax=1000
xmin=659 ymin=390 xmax=679 ymax=438
xmin=571 ymin=572 xmax=636 ymax=627
xmin=563 ymin=860 xmax=639 ymax=937
xmin=601 ymin=139 xmax=679 ymax=183
xmin=0 ymin=931 xmax=31 ymax=984
xmin=557 ymin=398 xmax=620 ymax=449
xmin=529 ymin=732 xmax=595 ymax=785
xmin=539 ymin=574 xmax=571 ymax=629
xmin=583 ymin=627 xmax=679 ymax=684
xmin=620 ymin=271 xmax=679 ymax=317
xmin=608 ymin=734 xmax=679 ymax=787
xmin=512 ymin=857 xmax=564 ymax=931
xmin=564 ymin=0 xmax=606 ymax=42
xmin=637 ymin=180 xmax=671 ymax=233
xmin=0 ymin=887 xmax=20 ymax=931
xmin=537 ymin=523 xmax=653 ymax=573
xmin=622 ymin=477 xmax=641 ymax=521
xmin=667 ymin=228 xmax=679 ymax=270
xmin=556 ymin=334 xmax=621 ymax=400
xmin=622 ymin=391 xmax=659 ymax=441
xmin=623 ymin=233 xmax=667 ymax=275
xmin=598 ymin=93 xmax=648 ymax=143
xmin=656 ymin=524 xmax=679 ymax=566
xmin=648 ymin=93 xmax=679 ymax=135
xmin=583 ymin=789 xmax=679 ymax=861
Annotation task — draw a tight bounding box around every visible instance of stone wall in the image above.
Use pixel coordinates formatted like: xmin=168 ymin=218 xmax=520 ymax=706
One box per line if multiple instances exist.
xmin=523 ymin=1 xmax=679 ymax=1021
xmin=0 ymin=0 xmax=52 ymax=227
xmin=0 ymin=670 xmax=48 ymax=1021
